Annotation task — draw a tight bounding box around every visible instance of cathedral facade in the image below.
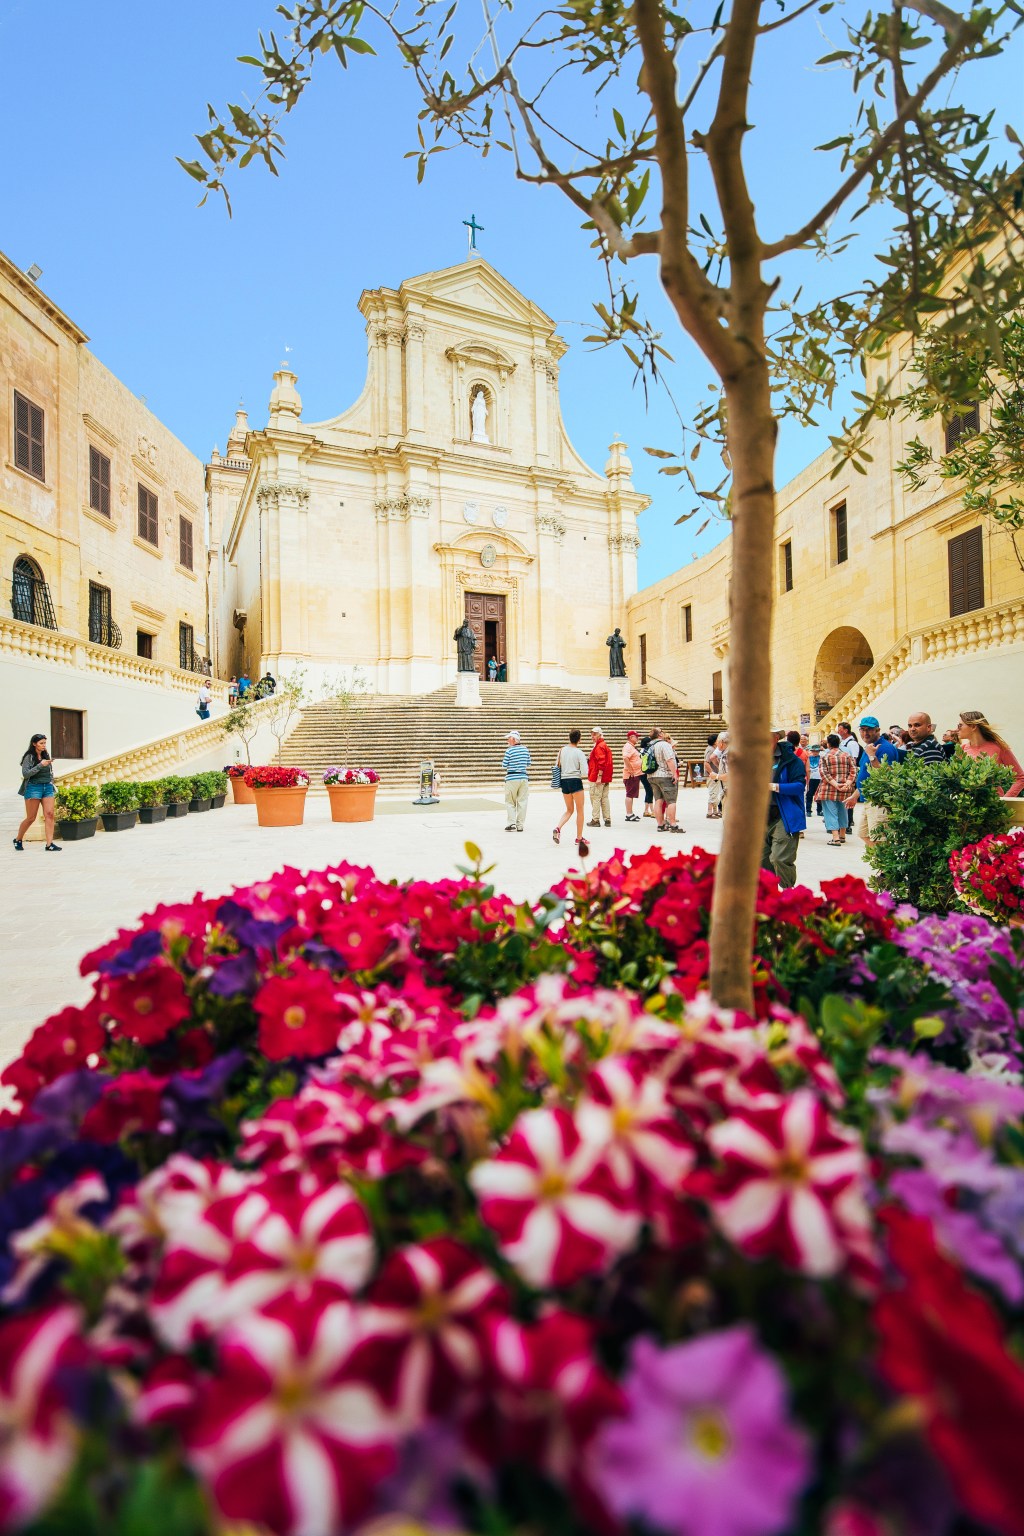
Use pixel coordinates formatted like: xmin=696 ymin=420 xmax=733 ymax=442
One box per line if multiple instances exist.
xmin=208 ymin=257 xmax=647 ymax=694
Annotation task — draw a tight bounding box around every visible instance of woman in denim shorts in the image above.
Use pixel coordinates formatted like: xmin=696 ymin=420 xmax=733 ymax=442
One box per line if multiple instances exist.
xmin=15 ymin=733 xmax=61 ymax=851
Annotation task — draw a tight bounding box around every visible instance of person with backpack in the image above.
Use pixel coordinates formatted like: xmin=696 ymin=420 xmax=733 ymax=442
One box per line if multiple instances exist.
xmin=649 ymin=727 xmax=682 ymax=834
xmin=638 ymin=734 xmax=656 ymax=818
xmin=196 ymin=681 xmax=212 ymax=720
xmin=764 ymin=726 xmax=807 ymax=885
xmin=14 ymin=733 xmax=61 ymax=852
xmin=552 ymin=729 xmax=590 ymax=856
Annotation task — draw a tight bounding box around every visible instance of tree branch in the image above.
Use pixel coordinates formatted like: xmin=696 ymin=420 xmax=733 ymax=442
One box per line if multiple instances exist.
xmin=698 ymin=0 xmax=763 ymax=262
xmin=763 ymin=7 xmax=985 ymax=259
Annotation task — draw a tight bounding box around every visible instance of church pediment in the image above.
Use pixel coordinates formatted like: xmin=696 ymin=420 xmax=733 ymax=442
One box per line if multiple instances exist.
xmin=395 ymin=257 xmax=555 ymax=332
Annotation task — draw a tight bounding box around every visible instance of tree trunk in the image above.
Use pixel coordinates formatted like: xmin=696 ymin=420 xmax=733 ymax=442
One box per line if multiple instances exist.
xmin=708 ymin=357 xmax=778 ymax=1011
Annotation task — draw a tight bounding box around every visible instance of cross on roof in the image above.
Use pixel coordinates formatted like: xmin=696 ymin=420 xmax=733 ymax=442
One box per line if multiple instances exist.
xmin=463 ymin=213 xmax=484 ymax=253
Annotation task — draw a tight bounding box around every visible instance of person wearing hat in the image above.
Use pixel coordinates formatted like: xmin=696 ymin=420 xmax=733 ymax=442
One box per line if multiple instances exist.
xmin=587 ymin=726 xmax=615 ymax=827
xmin=764 ymin=725 xmax=806 ymax=885
xmin=622 ymin=730 xmax=642 ymax=822
xmin=501 ymin=729 xmax=531 ymax=832
xmin=957 ymin=711 xmax=1024 ymax=796
xmin=844 ymin=715 xmax=900 ymax=845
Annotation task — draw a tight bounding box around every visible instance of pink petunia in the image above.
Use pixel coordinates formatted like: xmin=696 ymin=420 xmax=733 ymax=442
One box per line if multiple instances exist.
xmin=703 ymin=1090 xmax=874 ymax=1277
xmin=576 ymin=1056 xmax=696 ymax=1196
xmin=0 ymin=1306 xmax=83 ymax=1528
xmin=469 ymin=1106 xmax=640 ymax=1288
xmin=185 ymin=1292 xmax=396 ymax=1536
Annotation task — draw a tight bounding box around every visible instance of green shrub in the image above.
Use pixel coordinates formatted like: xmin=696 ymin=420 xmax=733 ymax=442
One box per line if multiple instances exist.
xmin=208 ymin=770 xmax=229 ymax=797
xmin=862 ymin=750 xmax=1013 ymax=910
xmin=54 ymin=784 xmax=99 ymax=823
xmin=160 ymin=776 xmax=193 ymax=805
xmin=189 ymin=771 xmax=221 ymax=801
xmin=99 ymin=781 xmax=139 ymax=815
xmin=135 ymin=781 xmax=162 ymax=808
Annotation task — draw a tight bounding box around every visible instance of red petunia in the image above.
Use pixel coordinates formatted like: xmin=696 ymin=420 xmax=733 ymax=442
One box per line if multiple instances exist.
xmin=99 ymin=963 xmax=192 ymax=1045
xmin=254 ymin=963 xmax=345 ymax=1059
xmin=0 ymin=1005 xmax=106 ymax=1106
xmin=80 ymin=1070 xmax=169 ymax=1143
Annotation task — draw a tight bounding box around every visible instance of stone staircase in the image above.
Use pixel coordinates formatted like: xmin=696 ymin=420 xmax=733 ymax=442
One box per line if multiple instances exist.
xmin=282 ymin=684 xmax=724 ymax=790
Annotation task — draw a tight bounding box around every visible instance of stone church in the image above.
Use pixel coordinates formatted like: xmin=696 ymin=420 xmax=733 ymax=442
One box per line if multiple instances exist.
xmin=207 ymin=257 xmax=648 ymax=694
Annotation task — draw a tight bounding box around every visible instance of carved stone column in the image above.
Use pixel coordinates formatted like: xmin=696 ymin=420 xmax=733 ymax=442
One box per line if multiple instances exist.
xmin=255 ymin=481 xmax=310 ymax=664
xmin=404 ymin=320 xmax=426 ymax=442
xmin=534 ymin=508 xmax=566 ymax=680
xmin=532 ymin=355 xmax=550 ymax=463
xmin=386 ymin=327 xmax=405 ymax=438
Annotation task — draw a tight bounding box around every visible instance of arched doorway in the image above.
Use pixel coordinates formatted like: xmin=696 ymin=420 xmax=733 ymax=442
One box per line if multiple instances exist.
xmin=12 ymin=556 xmax=57 ymax=630
xmin=812 ymin=627 xmax=873 ymax=720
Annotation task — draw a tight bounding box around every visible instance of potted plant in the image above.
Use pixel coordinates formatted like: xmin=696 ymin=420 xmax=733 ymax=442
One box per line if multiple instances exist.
xmin=188 ymin=772 xmax=215 ymax=814
xmin=54 ymin=784 xmax=100 ymax=841
xmin=950 ymin=827 xmax=1024 ymax=924
xmin=224 ymin=763 xmax=254 ymax=804
xmin=135 ymin=781 xmax=168 ymax=826
xmin=323 ymin=766 xmax=380 ymax=822
xmin=161 ymin=776 xmax=192 ymax=818
xmin=208 ymin=769 xmax=229 ymax=809
xmin=243 ymin=765 xmax=310 ymax=827
xmin=99 ymin=781 xmax=138 ymax=833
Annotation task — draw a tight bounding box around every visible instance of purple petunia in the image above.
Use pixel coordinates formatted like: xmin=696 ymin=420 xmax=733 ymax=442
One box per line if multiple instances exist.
xmin=591 ymin=1327 xmax=809 ymax=1536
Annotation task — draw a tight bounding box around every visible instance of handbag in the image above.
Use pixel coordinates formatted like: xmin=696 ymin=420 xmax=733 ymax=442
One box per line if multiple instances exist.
xmin=550 ymin=752 xmax=562 ymax=790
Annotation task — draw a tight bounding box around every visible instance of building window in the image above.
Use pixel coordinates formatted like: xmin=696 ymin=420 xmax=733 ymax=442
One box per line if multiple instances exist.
xmin=830 ymin=502 xmax=849 ymax=566
xmin=178 ymin=516 xmax=194 ymax=571
xmin=138 ymin=484 xmax=159 ymax=546
xmin=179 ymin=621 xmax=196 ymax=672
xmin=945 ymin=403 xmax=980 ymax=453
xmin=682 ymin=603 xmax=693 ymax=643
xmin=89 ymin=447 xmax=111 ymax=517
xmin=780 ymin=540 xmax=793 ymax=593
xmin=14 ymin=391 xmax=45 ymax=481
xmin=11 ymin=555 xmax=57 ymax=629
xmin=50 ymin=707 xmax=84 ymax=760
xmin=711 ymin=671 xmax=723 ymax=715
xmin=948 ymin=526 xmax=984 ymax=617
xmin=137 ymin=630 xmax=153 ymax=660
xmin=87 ymin=582 xmax=121 ymax=648
xmin=639 ymin=633 xmax=647 ymax=685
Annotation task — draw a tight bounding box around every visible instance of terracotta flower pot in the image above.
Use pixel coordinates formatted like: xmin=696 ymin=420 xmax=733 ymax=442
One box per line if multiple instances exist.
xmin=326 ymin=783 xmax=378 ymax=823
xmin=230 ymin=776 xmax=255 ymax=805
xmin=252 ymin=785 xmax=308 ymax=827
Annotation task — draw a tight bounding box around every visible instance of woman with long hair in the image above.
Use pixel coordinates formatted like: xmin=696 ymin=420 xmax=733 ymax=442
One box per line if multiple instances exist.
xmin=15 ymin=733 xmax=61 ymax=852
xmin=553 ymin=728 xmax=590 ymax=856
xmin=957 ymin=711 xmax=1024 ymax=796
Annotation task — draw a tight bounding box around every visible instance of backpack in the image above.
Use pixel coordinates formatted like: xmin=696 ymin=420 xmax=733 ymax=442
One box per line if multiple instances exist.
xmin=640 ymin=745 xmax=657 ymax=774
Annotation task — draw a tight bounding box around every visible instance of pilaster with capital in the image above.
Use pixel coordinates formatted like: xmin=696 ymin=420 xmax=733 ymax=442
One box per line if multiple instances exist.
xmin=255 ymin=481 xmax=311 ymax=658
xmin=385 ymin=327 xmax=405 ymax=438
xmin=532 ymin=354 xmax=550 ymax=463
xmin=404 ymin=319 xmax=426 ymax=441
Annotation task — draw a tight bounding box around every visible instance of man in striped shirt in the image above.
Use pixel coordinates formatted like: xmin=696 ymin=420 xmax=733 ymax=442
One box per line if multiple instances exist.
xmin=502 ymin=730 xmax=531 ymax=831
xmin=905 ymin=712 xmax=947 ymax=764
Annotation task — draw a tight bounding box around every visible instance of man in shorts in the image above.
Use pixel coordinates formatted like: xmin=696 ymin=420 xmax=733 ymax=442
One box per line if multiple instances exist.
xmin=649 ymin=727 xmax=682 ymax=834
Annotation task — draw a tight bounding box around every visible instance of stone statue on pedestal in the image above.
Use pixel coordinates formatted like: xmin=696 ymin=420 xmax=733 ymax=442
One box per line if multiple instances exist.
xmin=606 ymin=627 xmax=627 ymax=678
xmin=455 ymin=619 xmax=478 ymax=672
xmin=470 ymin=389 xmax=490 ymax=444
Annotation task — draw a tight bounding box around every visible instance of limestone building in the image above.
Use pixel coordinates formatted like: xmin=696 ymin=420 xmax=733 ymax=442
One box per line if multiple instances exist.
xmin=208 ymin=257 xmax=647 ymax=693
xmin=1 ymin=248 xmax=211 ymax=765
xmin=627 ymin=321 xmax=1024 ymax=741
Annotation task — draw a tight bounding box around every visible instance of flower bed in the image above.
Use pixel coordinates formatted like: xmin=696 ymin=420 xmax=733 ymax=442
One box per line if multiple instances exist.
xmin=242 ymin=765 xmax=310 ymax=789
xmin=951 ymin=826 xmax=1024 ymax=923
xmin=323 ymin=766 xmax=380 ymax=785
xmin=1 ymin=846 xmax=1022 ymax=1536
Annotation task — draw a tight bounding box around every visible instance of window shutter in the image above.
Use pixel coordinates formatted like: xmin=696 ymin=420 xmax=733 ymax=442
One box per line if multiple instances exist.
xmin=89 ymin=448 xmax=111 ymax=516
xmin=14 ymin=392 xmax=44 ymax=479
xmin=14 ymin=393 xmax=30 ymax=470
xmin=29 ymin=402 xmax=44 ymax=480
xmin=948 ymin=528 xmax=984 ymax=616
xmin=179 ymin=516 xmax=193 ymax=570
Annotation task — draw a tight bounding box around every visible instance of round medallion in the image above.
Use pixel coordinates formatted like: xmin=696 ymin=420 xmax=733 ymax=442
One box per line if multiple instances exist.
xmin=492 ymin=504 xmax=509 ymax=528
xmin=463 ymin=500 xmax=479 ymax=524
xmin=480 ymin=543 xmax=497 ymax=569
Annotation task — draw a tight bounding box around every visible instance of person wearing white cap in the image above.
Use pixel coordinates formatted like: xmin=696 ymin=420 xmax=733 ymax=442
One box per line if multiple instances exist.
xmin=501 ymin=730 xmax=531 ymax=831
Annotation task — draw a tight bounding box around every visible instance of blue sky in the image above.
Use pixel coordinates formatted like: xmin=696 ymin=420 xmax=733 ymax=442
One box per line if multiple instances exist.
xmin=2 ymin=1 xmax=1021 ymax=586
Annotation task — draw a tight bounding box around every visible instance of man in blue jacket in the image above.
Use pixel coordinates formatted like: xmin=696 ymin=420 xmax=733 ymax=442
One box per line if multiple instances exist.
xmin=762 ymin=727 xmax=807 ymax=888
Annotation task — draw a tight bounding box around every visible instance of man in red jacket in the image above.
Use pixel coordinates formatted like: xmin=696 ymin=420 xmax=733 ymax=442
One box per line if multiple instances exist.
xmin=587 ymin=726 xmax=615 ymax=827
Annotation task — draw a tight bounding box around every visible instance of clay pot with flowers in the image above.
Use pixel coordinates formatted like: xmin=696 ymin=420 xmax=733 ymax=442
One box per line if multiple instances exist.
xmin=323 ymin=766 xmax=380 ymax=822
xmin=243 ymin=765 xmax=310 ymax=826
xmin=225 ymin=763 xmax=255 ymax=805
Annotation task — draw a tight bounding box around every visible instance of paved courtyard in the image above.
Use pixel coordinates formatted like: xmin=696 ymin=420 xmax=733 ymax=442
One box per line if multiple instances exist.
xmin=2 ymin=788 xmax=869 ymax=1069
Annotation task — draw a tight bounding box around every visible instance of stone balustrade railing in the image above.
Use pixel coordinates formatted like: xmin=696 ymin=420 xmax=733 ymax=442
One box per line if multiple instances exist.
xmin=0 ymin=615 xmax=230 ymax=700
xmin=816 ymin=597 xmax=1024 ymax=736
xmin=53 ymin=697 xmax=277 ymax=788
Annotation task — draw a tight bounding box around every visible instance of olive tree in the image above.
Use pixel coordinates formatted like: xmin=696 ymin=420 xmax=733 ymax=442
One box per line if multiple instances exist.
xmin=183 ymin=0 xmax=1023 ymax=1009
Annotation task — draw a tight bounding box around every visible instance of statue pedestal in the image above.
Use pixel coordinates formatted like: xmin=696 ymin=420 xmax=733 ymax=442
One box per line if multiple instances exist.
xmin=605 ymin=676 xmax=633 ymax=709
xmin=455 ymin=671 xmax=482 ymax=708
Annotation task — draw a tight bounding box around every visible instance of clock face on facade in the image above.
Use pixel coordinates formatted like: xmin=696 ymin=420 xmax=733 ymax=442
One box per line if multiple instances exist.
xmin=480 ymin=543 xmax=497 ymax=568
xmin=463 ymin=501 xmax=479 ymax=524
xmin=492 ymin=504 xmax=509 ymax=527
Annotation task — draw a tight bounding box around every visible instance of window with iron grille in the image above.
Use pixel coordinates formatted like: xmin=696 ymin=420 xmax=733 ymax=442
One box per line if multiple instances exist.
xmin=831 ymin=503 xmax=849 ymax=565
xmin=179 ymin=621 xmax=195 ymax=671
xmin=89 ymin=447 xmax=111 ymax=517
xmin=88 ymin=583 xmax=112 ymax=644
xmin=780 ymin=540 xmax=793 ymax=592
xmin=178 ymin=516 xmax=194 ymax=571
xmin=138 ymin=484 xmax=159 ymax=546
xmin=14 ymin=392 xmax=45 ymax=481
xmin=945 ymin=403 xmax=980 ymax=453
